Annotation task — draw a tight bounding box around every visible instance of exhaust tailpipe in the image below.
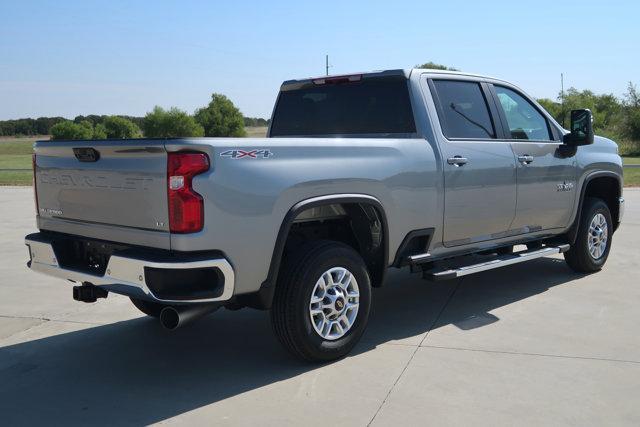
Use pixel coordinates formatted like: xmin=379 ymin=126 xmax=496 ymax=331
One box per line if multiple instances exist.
xmin=159 ymin=304 xmax=218 ymax=330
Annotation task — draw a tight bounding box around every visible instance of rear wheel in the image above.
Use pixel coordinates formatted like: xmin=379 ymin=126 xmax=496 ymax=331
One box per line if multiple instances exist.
xmin=564 ymin=198 xmax=612 ymax=273
xmin=271 ymin=241 xmax=372 ymax=362
xmin=130 ymin=297 xmax=165 ymax=318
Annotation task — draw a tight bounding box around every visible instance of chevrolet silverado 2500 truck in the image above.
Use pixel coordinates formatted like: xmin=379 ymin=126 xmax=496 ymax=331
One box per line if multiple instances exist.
xmin=25 ymin=69 xmax=624 ymax=361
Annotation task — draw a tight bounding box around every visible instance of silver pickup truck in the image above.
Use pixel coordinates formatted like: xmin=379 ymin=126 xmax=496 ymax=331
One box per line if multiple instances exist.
xmin=25 ymin=69 xmax=624 ymax=361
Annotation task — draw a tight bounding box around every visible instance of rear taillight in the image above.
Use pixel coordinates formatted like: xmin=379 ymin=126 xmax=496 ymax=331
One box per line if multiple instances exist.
xmin=167 ymin=152 xmax=210 ymax=233
xmin=32 ymin=153 xmax=39 ymax=216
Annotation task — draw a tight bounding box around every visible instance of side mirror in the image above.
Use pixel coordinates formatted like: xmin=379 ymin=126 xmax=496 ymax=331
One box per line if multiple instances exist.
xmin=563 ymin=109 xmax=594 ymax=146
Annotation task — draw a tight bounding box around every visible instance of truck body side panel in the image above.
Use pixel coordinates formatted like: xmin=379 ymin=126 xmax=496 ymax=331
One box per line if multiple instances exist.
xmin=165 ymin=136 xmax=440 ymax=295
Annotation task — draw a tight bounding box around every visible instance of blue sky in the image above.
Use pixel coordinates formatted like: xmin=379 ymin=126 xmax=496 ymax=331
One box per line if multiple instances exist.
xmin=1 ymin=0 xmax=638 ymax=120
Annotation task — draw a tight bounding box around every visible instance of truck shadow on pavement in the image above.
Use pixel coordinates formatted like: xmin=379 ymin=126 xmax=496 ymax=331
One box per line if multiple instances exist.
xmin=0 ymin=257 xmax=583 ymax=425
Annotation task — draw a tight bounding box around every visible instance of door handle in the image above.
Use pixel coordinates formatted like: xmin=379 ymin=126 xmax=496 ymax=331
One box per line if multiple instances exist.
xmin=518 ymin=155 xmax=534 ymax=164
xmin=447 ymin=156 xmax=468 ymax=167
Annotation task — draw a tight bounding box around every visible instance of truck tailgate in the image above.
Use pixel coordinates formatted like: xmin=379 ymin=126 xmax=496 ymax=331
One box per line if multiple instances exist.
xmin=34 ymin=140 xmax=170 ymax=248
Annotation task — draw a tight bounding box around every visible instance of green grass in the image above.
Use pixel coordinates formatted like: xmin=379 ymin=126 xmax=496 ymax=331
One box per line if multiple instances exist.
xmin=623 ymin=156 xmax=640 ymax=165
xmin=245 ymin=126 xmax=268 ymax=137
xmin=624 ymin=168 xmax=640 ymax=187
xmin=0 ymin=137 xmax=42 ymax=185
xmin=0 ymin=154 xmax=31 ymax=169
xmin=0 ymin=170 xmax=32 ymax=185
xmin=0 ymin=136 xmax=45 ymax=154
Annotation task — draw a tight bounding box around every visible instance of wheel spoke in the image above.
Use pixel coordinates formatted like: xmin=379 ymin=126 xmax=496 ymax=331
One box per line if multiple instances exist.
xmin=345 ymin=302 xmax=359 ymax=311
xmin=309 ymin=266 xmax=360 ymax=340
xmin=324 ymin=272 xmax=335 ymax=287
xmin=587 ymin=213 xmax=609 ymax=260
xmin=339 ymin=314 xmax=353 ymax=329
xmin=310 ymin=306 xmax=324 ymax=315
xmin=338 ymin=270 xmax=351 ymax=288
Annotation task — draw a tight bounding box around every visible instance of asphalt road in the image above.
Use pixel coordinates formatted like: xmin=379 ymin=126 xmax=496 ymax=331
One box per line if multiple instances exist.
xmin=0 ymin=187 xmax=639 ymax=426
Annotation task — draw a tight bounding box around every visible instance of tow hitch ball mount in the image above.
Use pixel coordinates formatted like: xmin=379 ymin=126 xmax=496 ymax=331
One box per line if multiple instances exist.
xmin=72 ymin=283 xmax=108 ymax=303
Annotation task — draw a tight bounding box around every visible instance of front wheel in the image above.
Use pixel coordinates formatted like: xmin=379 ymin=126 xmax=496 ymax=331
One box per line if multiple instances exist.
xmin=271 ymin=241 xmax=372 ymax=362
xmin=564 ymin=198 xmax=613 ymax=273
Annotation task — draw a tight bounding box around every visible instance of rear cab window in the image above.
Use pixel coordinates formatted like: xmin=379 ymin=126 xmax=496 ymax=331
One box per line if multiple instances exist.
xmin=429 ymin=80 xmax=496 ymax=140
xmin=269 ymin=75 xmax=416 ymax=137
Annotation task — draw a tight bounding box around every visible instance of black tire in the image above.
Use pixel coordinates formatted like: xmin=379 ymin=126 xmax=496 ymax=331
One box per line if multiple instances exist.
xmin=130 ymin=297 xmax=165 ymax=318
xmin=271 ymin=240 xmax=372 ymax=362
xmin=564 ymin=198 xmax=613 ymax=273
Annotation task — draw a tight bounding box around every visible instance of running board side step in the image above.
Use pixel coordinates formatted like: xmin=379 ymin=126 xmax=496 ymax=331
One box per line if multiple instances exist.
xmin=423 ymin=244 xmax=570 ymax=281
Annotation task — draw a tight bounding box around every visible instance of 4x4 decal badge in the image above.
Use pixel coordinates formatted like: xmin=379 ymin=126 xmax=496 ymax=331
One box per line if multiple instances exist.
xmin=220 ymin=149 xmax=274 ymax=159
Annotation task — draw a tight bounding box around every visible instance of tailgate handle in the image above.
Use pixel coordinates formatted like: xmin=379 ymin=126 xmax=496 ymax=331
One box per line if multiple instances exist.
xmin=73 ymin=147 xmax=100 ymax=162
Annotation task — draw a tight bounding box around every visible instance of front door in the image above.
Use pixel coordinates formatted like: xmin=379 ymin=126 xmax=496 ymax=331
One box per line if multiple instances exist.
xmin=492 ymin=85 xmax=577 ymax=232
xmin=427 ymin=78 xmax=517 ymax=246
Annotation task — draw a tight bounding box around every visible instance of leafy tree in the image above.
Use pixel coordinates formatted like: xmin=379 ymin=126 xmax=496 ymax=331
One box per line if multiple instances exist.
xmin=102 ymin=116 xmax=140 ymax=139
xmin=195 ymin=94 xmax=246 ymax=137
xmin=35 ymin=117 xmax=65 ymax=134
xmin=622 ymin=82 xmax=640 ymax=143
xmin=143 ymin=106 xmax=204 ymax=138
xmin=14 ymin=119 xmax=35 ymax=136
xmin=50 ymin=121 xmax=94 ymax=140
xmin=93 ymin=123 xmax=108 ymax=139
xmin=79 ymin=120 xmax=94 ymax=134
xmin=416 ymin=61 xmax=459 ymax=71
xmin=562 ymin=88 xmax=623 ymax=136
xmin=624 ymin=82 xmax=639 ymax=108
xmin=537 ymin=98 xmax=562 ymax=122
xmin=244 ymin=117 xmax=269 ymax=127
xmin=537 ymin=89 xmax=624 ymax=138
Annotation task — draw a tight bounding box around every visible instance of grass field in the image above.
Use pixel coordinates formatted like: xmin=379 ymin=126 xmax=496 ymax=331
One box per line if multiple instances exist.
xmin=2 ymin=133 xmax=638 ymax=186
xmin=0 ymin=136 xmax=42 ymax=185
xmin=245 ymin=126 xmax=268 ymax=137
xmin=624 ymin=168 xmax=640 ymax=186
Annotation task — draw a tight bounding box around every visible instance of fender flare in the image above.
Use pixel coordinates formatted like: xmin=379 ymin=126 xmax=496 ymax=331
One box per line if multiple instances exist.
xmin=567 ymin=171 xmax=622 ymax=244
xmin=249 ymin=194 xmax=389 ymax=309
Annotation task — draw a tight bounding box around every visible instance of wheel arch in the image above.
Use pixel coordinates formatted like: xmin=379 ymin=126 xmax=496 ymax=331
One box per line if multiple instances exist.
xmin=245 ymin=194 xmax=389 ymax=310
xmin=568 ymin=171 xmax=622 ymax=244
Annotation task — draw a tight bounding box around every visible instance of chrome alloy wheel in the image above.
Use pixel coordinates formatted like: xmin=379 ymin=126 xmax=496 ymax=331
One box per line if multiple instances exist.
xmin=588 ymin=213 xmax=608 ymax=259
xmin=309 ymin=267 xmax=360 ymax=340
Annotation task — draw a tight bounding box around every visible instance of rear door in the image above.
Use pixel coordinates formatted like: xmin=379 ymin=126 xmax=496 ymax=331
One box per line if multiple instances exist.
xmin=34 ymin=139 xmax=170 ymax=248
xmin=489 ymin=84 xmax=577 ymax=232
xmin=426 ymin=77 xmax=517 ymax=246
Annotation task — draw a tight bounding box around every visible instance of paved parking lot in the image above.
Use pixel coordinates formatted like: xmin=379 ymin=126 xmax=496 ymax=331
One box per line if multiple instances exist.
xmin=0 ymin=187 xmax=638 ymax=426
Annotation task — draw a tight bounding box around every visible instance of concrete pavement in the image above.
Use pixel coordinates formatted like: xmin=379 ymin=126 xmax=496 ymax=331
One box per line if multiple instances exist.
xmin=0 ymin=187 xmax=639 ymax=426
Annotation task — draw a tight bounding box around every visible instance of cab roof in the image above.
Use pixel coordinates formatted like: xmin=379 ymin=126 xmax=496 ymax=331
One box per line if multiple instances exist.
xmin=280 ymin=68 xmax=509 ymax=91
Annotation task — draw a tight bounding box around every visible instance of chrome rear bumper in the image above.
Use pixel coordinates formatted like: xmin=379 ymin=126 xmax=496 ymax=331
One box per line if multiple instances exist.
xmin=25 ymin=235 xmax=234 ymax=304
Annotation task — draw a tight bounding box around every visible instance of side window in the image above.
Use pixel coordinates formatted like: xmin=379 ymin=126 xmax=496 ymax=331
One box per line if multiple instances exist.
xmin=494 ymin=86 xmax=552 ymax=141
xmin=431 ymin=80 xmax=496 ymax=139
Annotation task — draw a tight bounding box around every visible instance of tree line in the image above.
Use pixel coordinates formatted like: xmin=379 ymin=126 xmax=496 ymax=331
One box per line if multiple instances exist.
xmin=537 ymin=83 xmax=639 ymax=154
xmin=0 ymin=93 xmax=270 ymax=140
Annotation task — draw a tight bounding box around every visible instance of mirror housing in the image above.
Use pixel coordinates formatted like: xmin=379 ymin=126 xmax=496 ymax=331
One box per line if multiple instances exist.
xmin=563 ymin=109 xmax=594 ymax=146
